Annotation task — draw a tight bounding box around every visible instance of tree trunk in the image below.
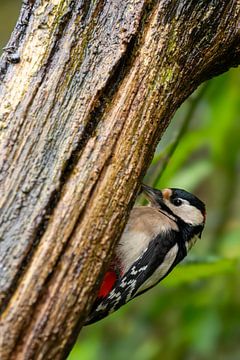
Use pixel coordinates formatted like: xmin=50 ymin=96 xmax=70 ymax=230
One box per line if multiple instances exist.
xmin=0 ymin=0 xmax=239 ymax=359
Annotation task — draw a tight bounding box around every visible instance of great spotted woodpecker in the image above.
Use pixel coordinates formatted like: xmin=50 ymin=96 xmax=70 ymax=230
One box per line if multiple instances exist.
xmin=85 ymin=184 xmax=206 ymax=325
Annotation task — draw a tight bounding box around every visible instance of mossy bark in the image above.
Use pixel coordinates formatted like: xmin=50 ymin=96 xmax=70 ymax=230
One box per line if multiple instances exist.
xmin=0 ymin=1 xmax=239 ymax=359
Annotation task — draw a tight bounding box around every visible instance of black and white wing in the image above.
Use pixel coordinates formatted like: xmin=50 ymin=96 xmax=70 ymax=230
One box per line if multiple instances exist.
xmin=85 ymin=231 xmax=186 ymax=325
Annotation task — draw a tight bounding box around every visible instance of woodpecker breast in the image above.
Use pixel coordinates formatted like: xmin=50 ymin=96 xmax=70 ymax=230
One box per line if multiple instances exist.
xmin=117 ymin=206 xmax=178 ymax=274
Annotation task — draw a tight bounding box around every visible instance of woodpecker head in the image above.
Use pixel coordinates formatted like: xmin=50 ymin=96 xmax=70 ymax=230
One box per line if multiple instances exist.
xmin=141 ymin=184 xmax=206 ymax=228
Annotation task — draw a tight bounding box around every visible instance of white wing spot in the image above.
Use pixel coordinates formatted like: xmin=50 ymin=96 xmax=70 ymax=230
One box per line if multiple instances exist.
xmin=130 ymin=265 xmax=148 ymax=275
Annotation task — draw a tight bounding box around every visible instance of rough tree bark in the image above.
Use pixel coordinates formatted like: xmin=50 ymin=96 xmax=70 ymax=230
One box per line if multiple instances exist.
xmin=0 ymin=0 xmax=239 ymax=359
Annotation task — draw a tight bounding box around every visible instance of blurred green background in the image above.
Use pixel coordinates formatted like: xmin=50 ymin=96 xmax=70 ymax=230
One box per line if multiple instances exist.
xmin=1 ymin=2 xmax=240 ymax=360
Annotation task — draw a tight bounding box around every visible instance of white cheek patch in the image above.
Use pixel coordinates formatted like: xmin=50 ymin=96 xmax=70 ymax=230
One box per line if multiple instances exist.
xmin=179 ymin=206 xmax=203 ymax=225
xmin=165 ymin=200 xmax=204 ymax=225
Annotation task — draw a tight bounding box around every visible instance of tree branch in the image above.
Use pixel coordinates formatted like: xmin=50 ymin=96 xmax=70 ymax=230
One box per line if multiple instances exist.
xmin=0 ymin=1 xmax=239 ymax=359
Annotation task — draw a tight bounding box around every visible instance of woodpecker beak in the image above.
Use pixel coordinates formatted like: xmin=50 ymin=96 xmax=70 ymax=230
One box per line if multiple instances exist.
xmin=141 ymin=184 xmax=163 ymax=207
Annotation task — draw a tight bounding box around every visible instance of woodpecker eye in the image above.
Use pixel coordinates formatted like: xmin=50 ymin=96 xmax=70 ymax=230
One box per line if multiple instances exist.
xmin=172 ymin=198 xmax=182 ymax=206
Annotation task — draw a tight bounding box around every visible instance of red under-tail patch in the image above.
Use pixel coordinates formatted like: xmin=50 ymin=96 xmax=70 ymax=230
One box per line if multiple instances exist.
xmin=98 ymin=271 xmax=117 ymax=298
